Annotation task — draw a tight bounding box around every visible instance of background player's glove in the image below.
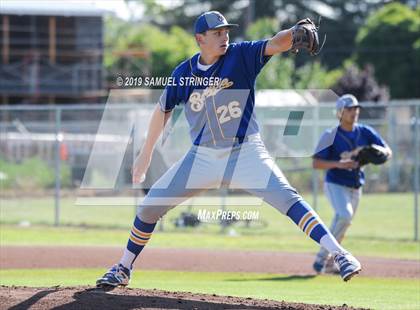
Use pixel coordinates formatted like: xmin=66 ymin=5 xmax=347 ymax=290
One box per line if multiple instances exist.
xmin=353 ymin=144 xmax=389 ymax=167
xmin=291 ymin=18 xmax=325 ymax=56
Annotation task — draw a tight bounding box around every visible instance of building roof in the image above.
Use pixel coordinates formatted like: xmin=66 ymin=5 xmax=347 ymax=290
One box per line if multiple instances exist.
xmin=255 ymin=90 xmax=318 ymax=107
xmin=255 ymin=89 xmax=339 ymax=107
xmin=1 ymin=0 xmax=108 ymax=17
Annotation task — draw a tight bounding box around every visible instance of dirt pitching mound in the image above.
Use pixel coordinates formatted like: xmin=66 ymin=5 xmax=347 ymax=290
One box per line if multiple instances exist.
xmin=0 ymin=286 xmax=365 ymax=310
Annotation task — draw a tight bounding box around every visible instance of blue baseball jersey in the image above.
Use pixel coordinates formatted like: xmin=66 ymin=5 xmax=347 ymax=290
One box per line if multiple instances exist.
xmin=159 ymin=40 xmax=271 ymax=146
xmin=313 ymin=124 xmax=387 ymax=188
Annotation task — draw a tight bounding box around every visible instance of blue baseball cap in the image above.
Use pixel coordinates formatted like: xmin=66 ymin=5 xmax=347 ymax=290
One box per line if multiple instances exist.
xmin=336 ymin=94 xmax=361 ymax=110
xmin=194 ymin=11 xmax=238 ymax=34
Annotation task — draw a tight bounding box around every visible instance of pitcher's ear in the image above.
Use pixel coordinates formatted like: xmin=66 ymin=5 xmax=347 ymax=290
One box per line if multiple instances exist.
xmin=195 ymin=33 xmax=205 ymax=46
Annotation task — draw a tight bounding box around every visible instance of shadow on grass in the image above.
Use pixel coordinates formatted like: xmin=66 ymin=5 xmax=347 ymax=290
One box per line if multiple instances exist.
xmin=346 ymin=235 xmax=416 ymax=243
xmin=226 ymin=274 xmax=317 ymax=282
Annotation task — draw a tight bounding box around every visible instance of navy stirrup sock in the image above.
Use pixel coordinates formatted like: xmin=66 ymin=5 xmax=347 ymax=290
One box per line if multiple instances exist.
xmin=287 ymin=200 xmax=328 ymax=243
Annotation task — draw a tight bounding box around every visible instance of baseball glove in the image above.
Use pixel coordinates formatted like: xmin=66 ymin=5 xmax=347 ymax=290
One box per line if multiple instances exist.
xmin=291 ymin=18 xmax=326 ymax=56
xmin=353 ymin=144 xmax=389 ymax=166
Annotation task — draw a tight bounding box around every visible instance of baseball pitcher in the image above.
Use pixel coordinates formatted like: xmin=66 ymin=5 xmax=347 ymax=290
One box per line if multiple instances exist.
xmin=96 ymin=11 xmax=362 ymax=287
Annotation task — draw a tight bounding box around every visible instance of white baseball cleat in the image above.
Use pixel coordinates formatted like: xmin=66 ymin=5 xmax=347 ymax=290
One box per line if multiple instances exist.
xmin=96 ymin=263 xmax=131 ymax=288
xmin=333 ymin=251 xmax=362 ymax=281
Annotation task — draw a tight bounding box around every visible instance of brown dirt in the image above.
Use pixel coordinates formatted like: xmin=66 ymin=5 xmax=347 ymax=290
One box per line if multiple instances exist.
xmin=1 ymin=246 xmax=417 ymax=309
xmin=1 ymin=246 xmax=419 ymax=278
xmin=0 ymin=286 xmax=366 ymax=310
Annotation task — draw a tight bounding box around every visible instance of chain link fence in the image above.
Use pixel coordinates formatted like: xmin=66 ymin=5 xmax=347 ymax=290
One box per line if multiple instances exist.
xmin=0 ymin=100 xmax=419 ymax=239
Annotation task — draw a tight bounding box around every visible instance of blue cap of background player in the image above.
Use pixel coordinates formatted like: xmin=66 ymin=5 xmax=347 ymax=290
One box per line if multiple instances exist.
xmin=336 ymin=94 xmax=361 ymax=110
xmin=194 ymin=11 xmax=238 ymax=34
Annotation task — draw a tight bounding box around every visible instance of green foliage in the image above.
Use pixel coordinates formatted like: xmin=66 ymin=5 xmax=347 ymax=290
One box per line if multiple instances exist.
xmin=294 ymin=62 xmax=343 ymax=89
xmin=0 ymin=157 xmax=71 ymax=190
xmin=105 ymin=15 xmax=341 ymax=90
xmin=60 ymin=163 xmax=71 ymax=188
xmin=255 ymin=56 xmax=294 ymax=89
xmin=245 ymin=17 xmax=341 ymax=90
xmin=245 ymin=18 xmax=279 ymax=40
xmin=141 ymin=0 xmax=392 ymax=70
xmin=105 ymin=18 xmax=198 ymax=80
xmin=256 ymin=56 xmax=340 ymax=90
xmin=355 ymin=3 xmax=420 ymax=98
xmin=105 ymin=6 xmax=420 ymax=97
xmin=127 ymin=25 xmax=197 ymax=76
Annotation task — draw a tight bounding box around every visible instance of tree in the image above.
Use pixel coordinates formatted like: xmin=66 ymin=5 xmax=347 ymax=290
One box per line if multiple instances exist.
xmin=333 ymin=64 xmax=389 ymax=102
xmin=105 ymin=18 xmax=198 ymax=84
xmin=246 ymin=18 xmax=340 ymax=89
xmin=354 ymin=3 xmax=420 ymax=98
xmin=332 ymin=64 xmax=389 ymax=118
xmin=104 ymin=13 xmax=341 ymax=91
xmin=134 ymin=0 xmax=395 ymax=70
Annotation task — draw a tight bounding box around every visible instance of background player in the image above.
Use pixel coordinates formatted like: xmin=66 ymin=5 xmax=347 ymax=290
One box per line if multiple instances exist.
xmin=96 ymin=11 xmax=362 ymax=287
xmin=312 ymin=94 xmax=392 ymax=274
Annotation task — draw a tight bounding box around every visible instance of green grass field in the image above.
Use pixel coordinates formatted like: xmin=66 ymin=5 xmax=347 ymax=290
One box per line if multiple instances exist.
xmin=1 ymin=193 xmax=419 ymax=259
xmin=0 ymin=269 xmax=418 ymax=310
xmin=1 ymin=192 xmax=419 ymax=310
xmin=1 ymin=225 xmax=418 ymax=260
